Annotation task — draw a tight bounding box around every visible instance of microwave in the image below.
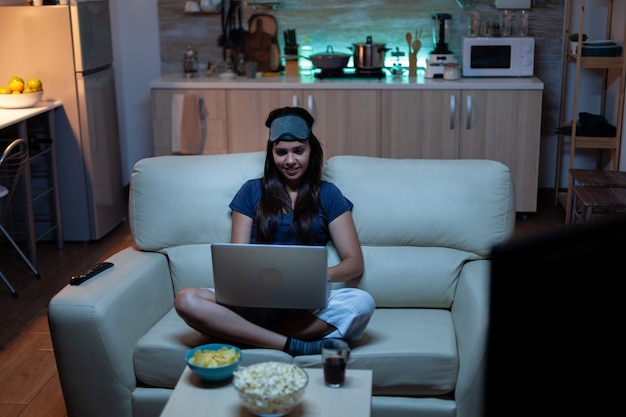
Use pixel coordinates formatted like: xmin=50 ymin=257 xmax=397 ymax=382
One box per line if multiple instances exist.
xmin=462 ymin=37 xmax=535 ymax=77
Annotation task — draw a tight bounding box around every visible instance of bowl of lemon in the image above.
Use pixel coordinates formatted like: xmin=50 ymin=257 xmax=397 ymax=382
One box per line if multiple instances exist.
xmin=0 ymin=76 xmax=44 ymax=109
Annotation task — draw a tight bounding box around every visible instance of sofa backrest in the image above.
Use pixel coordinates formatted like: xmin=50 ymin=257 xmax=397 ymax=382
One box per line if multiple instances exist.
xmin=323 ymin=156 xmax=515 ymax=308
xmin=129 ymin=153 xmax=515 ymax=307
xmin=129 ymin=152 xmax=265 ymax=251
xmin=323 ymin=155 xmax=515 ymax=257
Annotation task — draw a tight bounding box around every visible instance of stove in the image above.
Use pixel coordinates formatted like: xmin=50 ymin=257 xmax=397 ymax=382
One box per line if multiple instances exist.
xmin=314 ymin=68 xmax=386 ymax=79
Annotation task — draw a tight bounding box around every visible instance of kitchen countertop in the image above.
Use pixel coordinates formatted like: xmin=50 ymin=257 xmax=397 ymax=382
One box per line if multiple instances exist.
xmin=0 ymin=99 xmax=62 ymax=129
xmin=150 ymin=73 xmax=545 ymax=90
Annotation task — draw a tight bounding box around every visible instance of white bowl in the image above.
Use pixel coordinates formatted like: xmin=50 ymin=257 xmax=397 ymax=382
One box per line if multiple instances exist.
xmin=0 ymin=91 xmax=44 ymax=109
xmin=219 ymin=71 xmax=237 ymax=80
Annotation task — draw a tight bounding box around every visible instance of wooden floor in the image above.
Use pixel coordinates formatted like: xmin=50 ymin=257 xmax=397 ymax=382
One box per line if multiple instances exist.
xmin=0 ymin=190 xmax=566 ymax=417
xmin=0 ymin=220 xmax=133 ymax=417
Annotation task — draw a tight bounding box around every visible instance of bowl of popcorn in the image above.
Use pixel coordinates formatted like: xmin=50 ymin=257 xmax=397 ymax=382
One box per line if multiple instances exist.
xmin=232 ymin=361 xmax=309 ymax=417
xmin=185 ymin=343 xmax=242 ymax=381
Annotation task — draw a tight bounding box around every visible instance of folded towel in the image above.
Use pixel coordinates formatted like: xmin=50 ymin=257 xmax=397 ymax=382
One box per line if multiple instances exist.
xmin=555 ymin=112 xmax=617 ymax=137
xmin=171 ymin=94 xmax=203 ymax=154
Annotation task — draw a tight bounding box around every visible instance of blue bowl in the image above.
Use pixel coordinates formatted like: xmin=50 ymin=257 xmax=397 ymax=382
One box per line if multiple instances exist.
xmin=185 ymin=343 xmax=243 ymax=381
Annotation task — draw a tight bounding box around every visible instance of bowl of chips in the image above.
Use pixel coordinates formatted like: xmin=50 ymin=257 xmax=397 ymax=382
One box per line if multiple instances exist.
xmin=232 ymin=361 xmax=309 ymax=417
xmin=185 ymin=343 xmax=243 ymax=381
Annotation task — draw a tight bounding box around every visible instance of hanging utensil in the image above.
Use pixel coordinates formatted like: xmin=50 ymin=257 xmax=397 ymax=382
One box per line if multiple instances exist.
xmin=405 ymin=31 xmax=413 ymax=54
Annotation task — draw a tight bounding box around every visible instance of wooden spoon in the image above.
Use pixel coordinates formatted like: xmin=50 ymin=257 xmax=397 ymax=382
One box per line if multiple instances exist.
xmin=412 ymin=39 xmax=422 ymax=56
xmin=405 ymin=32 xmax=413 ymax=54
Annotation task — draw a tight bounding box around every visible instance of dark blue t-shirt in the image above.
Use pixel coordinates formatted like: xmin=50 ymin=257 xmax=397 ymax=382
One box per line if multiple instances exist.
xmin=229 ymin=178 xmax=353 ymax=245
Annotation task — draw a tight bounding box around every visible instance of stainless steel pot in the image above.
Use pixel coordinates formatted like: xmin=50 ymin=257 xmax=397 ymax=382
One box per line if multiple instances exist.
xmin=305 ymin=45 xmax=351 ymax=70
xmin=350 ymin=36 xmax=389 ymax=70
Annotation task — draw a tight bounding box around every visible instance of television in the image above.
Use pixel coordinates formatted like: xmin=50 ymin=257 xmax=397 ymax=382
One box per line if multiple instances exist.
xmin=485 ymin=214 xmax=626 ymax=416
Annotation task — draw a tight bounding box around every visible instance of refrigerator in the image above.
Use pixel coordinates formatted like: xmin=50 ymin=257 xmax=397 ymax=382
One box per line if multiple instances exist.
xmin=0 ymin=0 xmax=124 ymax=241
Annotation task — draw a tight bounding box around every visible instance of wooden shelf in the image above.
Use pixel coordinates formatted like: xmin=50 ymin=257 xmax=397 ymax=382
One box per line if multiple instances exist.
xmin=566 ymin=52 xmax=625 ymax=69
xmin=554 ymin=0 xmax=626 ymax=221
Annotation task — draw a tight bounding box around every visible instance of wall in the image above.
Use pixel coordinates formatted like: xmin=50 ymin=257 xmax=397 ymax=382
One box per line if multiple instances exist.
xmin=1 ymin=1 xmax=623 ymax=192
xmin=109 ymin=0 xmax=161 ymax=186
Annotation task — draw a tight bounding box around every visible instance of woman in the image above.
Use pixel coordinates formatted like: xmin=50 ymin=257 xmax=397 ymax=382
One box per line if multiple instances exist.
xmin=174 ymin=106 xmax=374 ymax=355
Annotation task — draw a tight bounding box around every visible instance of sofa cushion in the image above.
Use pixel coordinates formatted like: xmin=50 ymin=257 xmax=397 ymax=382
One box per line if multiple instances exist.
xmin=135 ymin=307 xmax=457 ymax=395
xmin=294 ymin=308 xmax=458 ymax=395
xmin=162 ymin=244 xmax=216 ymax=293
xmin=134 ymin=308 xmax=294 ymax=388
xmin=357 ymin=246 xmax=476 ymax=308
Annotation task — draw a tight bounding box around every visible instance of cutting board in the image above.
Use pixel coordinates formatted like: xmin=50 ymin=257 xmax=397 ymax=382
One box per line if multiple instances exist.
xmin=245 ymin=13 xmax=280 ymax=72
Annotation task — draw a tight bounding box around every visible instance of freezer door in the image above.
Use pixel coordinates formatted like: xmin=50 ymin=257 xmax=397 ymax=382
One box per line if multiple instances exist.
xmin=71 ymin=0 xmax=114 ymax=72
xmin=75 ymin=66 xmax=125 ymax=239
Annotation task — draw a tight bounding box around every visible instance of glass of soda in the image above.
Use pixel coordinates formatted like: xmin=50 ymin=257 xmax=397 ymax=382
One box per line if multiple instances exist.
xmin=321 ymin=339 xmax=350 ymax=388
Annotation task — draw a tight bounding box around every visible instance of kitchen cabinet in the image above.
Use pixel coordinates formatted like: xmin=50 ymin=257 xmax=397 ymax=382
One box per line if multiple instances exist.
xmin=381 ymin=89 xmax=543 ymax=212
xmin=381 ymin=90 xmax=458 ymax=158
xmin=151 ymin=89 xmax=228 ymax=156
xmin=150 ymin=75 xmax=543 ymax=212
xmin=554 ymin=0 xmax=626 ymax=221
xmin=227 ymin=89 xmax=380 ymax=159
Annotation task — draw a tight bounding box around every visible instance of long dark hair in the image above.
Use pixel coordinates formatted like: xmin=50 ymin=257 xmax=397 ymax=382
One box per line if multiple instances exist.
xmin=256 ymin=107 xmax=324 ymax=244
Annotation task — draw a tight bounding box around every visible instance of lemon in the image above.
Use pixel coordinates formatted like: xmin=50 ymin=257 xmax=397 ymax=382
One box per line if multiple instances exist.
xmin=27 ymin=78 xmax=43 ymax=92
xmin=0 ymin=86 xmax=10 ymax=94
xmin=11 ymin=90 xmax=21 ymax=94
xmin=8 ymin=79 xmax=24 ymax=93
xmin=23 ymin=87 xmax=34 ymax=94
xmin=8 ymin=75 xmax=24 ymax=85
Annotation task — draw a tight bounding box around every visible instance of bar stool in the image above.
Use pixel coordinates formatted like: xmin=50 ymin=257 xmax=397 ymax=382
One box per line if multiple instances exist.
xmin=569 ymin=187 xmax=626 ymax=225
xmin=566 ymin=169 xmax=626 ymax=225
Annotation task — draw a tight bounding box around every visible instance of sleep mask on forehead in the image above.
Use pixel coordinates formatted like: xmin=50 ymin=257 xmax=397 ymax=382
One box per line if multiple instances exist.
xmin=269 ymin=114 xmax=311 ymax=142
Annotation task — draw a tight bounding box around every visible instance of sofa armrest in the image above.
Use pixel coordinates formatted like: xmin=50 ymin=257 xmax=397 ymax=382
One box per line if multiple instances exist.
xmin=48 ymin=247 xmax=173 ymax=417
xmin=451 ymin=259 xmax=490 ymax=417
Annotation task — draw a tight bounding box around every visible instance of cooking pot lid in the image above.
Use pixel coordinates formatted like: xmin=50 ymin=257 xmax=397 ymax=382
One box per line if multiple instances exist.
xmin=353 ymin=35 xmax=385 ymax=46
xmin=311 ymin=45 xmax=350 ymax=58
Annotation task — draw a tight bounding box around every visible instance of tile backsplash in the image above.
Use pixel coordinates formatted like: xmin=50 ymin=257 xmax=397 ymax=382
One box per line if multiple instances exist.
xmin=159 ymin=0 xmax=563 ymax=73
xmin=158 ymin=0 xmax=564 ymax=145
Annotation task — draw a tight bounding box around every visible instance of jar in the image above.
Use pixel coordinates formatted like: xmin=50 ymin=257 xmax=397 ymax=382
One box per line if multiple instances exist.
xmin=443 ymin=63 xmax=460 ymax=80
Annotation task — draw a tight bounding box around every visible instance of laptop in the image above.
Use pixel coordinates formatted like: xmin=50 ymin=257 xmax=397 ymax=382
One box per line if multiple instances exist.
xmin=211 ymin=243 xmax=330 ymax=309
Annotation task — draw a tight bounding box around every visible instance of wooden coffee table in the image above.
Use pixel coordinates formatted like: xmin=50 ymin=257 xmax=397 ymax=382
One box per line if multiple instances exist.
xmin=160 ymin=367 xmax=373 ymax=417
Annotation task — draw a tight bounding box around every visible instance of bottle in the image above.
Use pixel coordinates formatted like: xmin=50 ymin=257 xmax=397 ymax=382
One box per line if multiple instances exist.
xmin=183 ymin=46 xmax=198 ymax=79
xmin=236 ymin=53 xmax=246 ymax=76
xmin=299 ymin=36 xmax=313 ymax=74
xmin=224 ymin=48 xmax=235 ymax=74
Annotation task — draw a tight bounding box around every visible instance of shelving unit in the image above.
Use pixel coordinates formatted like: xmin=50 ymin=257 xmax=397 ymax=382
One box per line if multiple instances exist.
xmin=0 ymin=105 xmax=63 ymax=267
xmin=554 ymin=0 xmax=626 ymax=221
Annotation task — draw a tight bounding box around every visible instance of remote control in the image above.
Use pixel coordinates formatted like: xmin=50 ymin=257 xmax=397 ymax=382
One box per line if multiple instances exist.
xmin=70 ymin=262 xmax=114 ymax=285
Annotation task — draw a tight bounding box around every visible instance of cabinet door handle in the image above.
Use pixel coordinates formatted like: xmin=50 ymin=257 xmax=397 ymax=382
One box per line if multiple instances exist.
xmin=449 ymin=94 xmax=456 ymax=130
xmin=292 ymin=95 xmax=300 ymax=107
xmin=198 ymin=95 xmax=207 ymax=155
xmin=306 ymin=95 xmax=317 ymax=119
xmin=307 ymin=95 xmax=313 ymax=112
xmin=465 ymin=95 xmax=472 ymax=130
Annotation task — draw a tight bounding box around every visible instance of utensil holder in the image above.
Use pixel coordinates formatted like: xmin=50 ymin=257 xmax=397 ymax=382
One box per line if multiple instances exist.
xmin=409 ymin=54 xmax=417 ymax=77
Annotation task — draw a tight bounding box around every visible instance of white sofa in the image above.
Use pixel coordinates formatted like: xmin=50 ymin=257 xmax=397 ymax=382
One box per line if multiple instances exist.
xmin=48 ymin=152 xmax=515 ymax=417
